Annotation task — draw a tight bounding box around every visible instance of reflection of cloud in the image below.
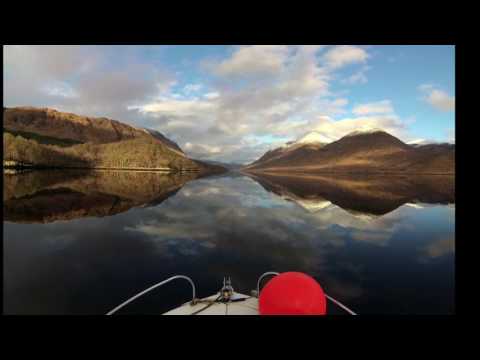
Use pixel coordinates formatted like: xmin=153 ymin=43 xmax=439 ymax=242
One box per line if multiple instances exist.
xmin=294 ymin=199 xmax=332 ymax=212
xmin=128 ymin=176 xmax=417 ymax=275
xmin=405 ymin=203 xmax=424 ymax=209
xmin=350 ymin=230 xmax=392 ymax=246
xmin=125 ymin=223 xmax=214 ymax=240
xmin=421 ymin=237 xmax=455 ymax=260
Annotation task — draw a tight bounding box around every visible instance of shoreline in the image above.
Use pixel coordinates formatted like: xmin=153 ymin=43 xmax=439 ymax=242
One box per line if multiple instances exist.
xmin=241 ymin=169 xmax=455 ymax=176
xmin=3 ymin=165 xmax=201 ymax=173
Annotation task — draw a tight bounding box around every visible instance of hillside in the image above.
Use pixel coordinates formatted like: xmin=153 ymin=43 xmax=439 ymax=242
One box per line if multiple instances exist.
xmin=244 ymin=130 xmax=454 ymax=174
xmin=4 ymin=107 xmax=184 ymax=153
xmin=3 ymin=107 xmax=226 ymax=173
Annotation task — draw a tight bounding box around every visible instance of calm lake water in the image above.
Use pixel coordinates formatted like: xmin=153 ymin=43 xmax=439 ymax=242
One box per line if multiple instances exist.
xmin=3 ymin=170 xmax=455 ymax=315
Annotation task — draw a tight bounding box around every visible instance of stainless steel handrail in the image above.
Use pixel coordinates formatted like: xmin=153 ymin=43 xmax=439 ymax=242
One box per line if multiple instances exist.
xmin=106 ymin=275 xmax=196 ymax=315
xmin=256 ymin=271 xmax=280 ymax=296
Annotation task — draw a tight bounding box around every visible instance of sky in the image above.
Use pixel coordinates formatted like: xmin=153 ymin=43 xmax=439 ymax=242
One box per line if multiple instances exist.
xmin=3 ymin=45 xmax=455 ymax=164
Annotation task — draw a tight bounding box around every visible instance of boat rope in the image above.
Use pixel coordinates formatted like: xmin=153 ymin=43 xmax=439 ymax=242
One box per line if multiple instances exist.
xmin=106 ymin=275 xmax=196 ymax=315
xmin=256 ymin=271 xmax=357 ymax=315
xmin=191 ymin=294 xmax=223 ymax=315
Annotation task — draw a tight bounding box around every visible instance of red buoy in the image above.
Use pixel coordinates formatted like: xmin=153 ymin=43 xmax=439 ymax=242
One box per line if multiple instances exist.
xmin=259 ymin=272 xmax=327 ymax=315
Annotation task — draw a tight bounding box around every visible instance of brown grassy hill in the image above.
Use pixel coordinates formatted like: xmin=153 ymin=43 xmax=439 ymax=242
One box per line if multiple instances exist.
xmin=3 ymin=132 xmax=199 ymax=170
xmin=245 ymin=130 xmax=454 ymax=174
xmin=4 ymin=107 xmax=184 ymax=154
xmin=3 ymin=107 xmax=227 ymax=173
xmin=249 ymin=142 xmax=326 ymax=168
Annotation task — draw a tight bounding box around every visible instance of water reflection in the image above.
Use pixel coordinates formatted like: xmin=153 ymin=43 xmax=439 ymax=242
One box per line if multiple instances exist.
xmin=245 ymin=172 xmax=454 ymax=217
xmin=3 ymin=171 xmax=455 ymax=314
xmin=4 ymin=170 xmax=200 ymax=223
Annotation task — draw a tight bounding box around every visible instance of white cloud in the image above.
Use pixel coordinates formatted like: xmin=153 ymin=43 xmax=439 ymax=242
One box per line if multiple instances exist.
xmin=323 ymin=45 xmax=369 ymax=69
xmin=353 ymin=100 xmax=394 ymax=115
xmin=3 ymin=45 xmax=175 ymax=123
xmin=42 ymin=81 xmax=79 ymax=99
xmin=446 ymin=128 xmax=455 ymax=144
xmin=342 ymin=66 xmax=370 ymax=85
xmin=213 ymin=45 xmax=291 ymax=78
xmin=418 ymin=83 xmax=434 ymax=92
xmin=184 ymin=142 xmax=222 ymax=156
xmin=132 ymin=98 xmax=216 ymax=118
xmin=426 ymin=89 xmax=455 ymax=112
xmin=307 ymin=114 xmax=406 ymax=142
xmin=418 ymin=84 xmax=455 ymax=112
xmin=204 ymin=92 xmax=220 ymax=99
xmin=183 ymin=83 xmax=203 ymax=94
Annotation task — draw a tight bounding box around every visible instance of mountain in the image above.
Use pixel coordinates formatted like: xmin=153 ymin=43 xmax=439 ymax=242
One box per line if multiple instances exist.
xmin=248 ymin=131 xmax=328 ymax=168
xmin=3 ymin=107 xmax=226 ymax=173
xmin=296 ymin=131 xmax=334 ymax=144
xmin=4 ymin=107 xmax=184 ymax=152
xmin=408 ymin=138 xmax=455 ymax=150
xmin=244 ymin=129 xmax=454 ymax=174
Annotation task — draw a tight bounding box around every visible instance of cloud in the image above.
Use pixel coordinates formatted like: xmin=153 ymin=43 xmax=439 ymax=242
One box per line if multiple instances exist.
xmin=353 ymin=100 xmax=394 ymax=115
xmin=4 ymin=45 xmax=175 ymax=124
xmin=184 ymin=142 xmax=222 ymax=156
xmin=323 ymin=45 xmax=369 ymax=69
xmin=446 ymin=128 xmax=455 ymax=143
xmin=342 ymin=66 xmax=370 ymax=85
xmin=212 ymin=45 xmax=291 ymax=78
xmin=204 ymin=92 xmax=220 ymax=99
xmin=418 ymin=84 xmax=455 ymax=112
xmin=308 ymin=114 xmax=406 ymax=142
xmin=41 ymin=81 xmax=79 ymax=99
xmin=419 ymin=237 xmax=455 ymax=261
xmin=133 ymin=98 xmax=216 ymax=118
xmin=183 ymin=83 xmax=203 ymax=94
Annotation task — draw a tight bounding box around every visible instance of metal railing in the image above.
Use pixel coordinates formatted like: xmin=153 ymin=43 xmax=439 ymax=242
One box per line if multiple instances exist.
xmin=106 ymin=275 xmax=196 ymax=315
xmin=256 ymin=271 xmax=280 ymax=296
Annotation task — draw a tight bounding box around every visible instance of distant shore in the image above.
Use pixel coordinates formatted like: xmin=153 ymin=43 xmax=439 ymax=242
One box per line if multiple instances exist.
xmin=3 ymin=161 xmax=202 ymax=173
xmin=241 ymin=169 xmax=455 ymax=176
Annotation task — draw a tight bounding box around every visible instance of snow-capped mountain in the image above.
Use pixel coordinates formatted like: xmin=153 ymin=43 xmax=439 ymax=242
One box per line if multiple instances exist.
xmin=244 ymin=128 xmax=454 ymax=174
xmin=342 ymin=128 xmax=386 ymax=138
xmin=295 ymin=131 xmax=335 ymax=145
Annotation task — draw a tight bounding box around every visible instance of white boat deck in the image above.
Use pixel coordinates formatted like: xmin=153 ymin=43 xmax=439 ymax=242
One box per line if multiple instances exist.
xmin=163 ymin=293 xmax=259 ymax=315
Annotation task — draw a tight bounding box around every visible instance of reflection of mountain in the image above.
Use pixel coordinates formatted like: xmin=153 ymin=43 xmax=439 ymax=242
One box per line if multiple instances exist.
xmin=245 ymin=130 xmax=455 ymax=174
xmin=4 ymin=170 xmax=200 ymax=223
xmin=246 ymin=172 xmax=455 ymax=217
